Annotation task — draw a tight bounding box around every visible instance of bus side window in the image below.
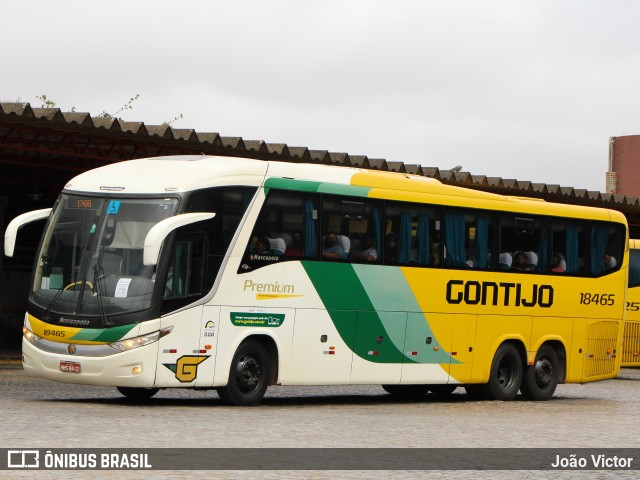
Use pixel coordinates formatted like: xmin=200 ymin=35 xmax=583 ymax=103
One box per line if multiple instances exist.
xmin=630 ymin=249 xmax=640 ymax=287
xmin=500 ymin=215 xmax=548 ymax=273
xmin=321 ymin=195 xmax=382 ymax=264
xmin=384 ymin=201 xmax=441 ymax=266
xmin=164 ymin=234 xmax=206 ymax=300
xmin=590 ymin=222 xmax=625 ymax=276
xmin=551 ymin=220 xmax=587 ymax=275
xmin=241 ymin=190 xmax=319 ymax=272
xmin=443 ymin=208 xmax=494 ymax=270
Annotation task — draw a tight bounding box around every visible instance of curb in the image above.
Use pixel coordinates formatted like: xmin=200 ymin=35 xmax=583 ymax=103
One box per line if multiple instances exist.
xmin=0 ymin=357 xmax=22 ymax=367
xmin=0 ymin=352 xmax=22 ymax=367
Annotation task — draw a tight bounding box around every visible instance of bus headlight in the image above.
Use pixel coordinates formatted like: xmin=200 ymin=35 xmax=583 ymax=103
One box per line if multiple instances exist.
xmin=108 ymin=326 xmax=172 ymax=352
xmin=23 ymin=326 xmax=41 ymax=345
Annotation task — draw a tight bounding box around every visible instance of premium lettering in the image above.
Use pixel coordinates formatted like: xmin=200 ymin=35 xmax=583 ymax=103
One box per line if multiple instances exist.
xmin=243 ymin=280 xmax=295 ymax=294
xmin=446 ymin=280 xmax=554 ymax=308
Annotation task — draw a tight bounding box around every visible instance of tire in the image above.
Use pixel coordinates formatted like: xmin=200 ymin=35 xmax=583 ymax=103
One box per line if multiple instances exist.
xmin=481 ymin=343 xmax=523 ymax=401
xmin=117 ymin=387 xmax=159 ymax=401
xmin=428 ymin=385 xmax=457 ymax=397
xmin=218 ymin=339 xmax=270 ymax=406
xmin=520 ymin=344 xmax=560 ymax=401
xmin=381 ymin=385 xmax=429 ymax=398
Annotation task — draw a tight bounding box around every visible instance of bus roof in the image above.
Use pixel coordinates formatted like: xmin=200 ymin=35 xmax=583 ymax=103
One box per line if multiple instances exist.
xmin=64 ymin=155 xmax=626 ymax=224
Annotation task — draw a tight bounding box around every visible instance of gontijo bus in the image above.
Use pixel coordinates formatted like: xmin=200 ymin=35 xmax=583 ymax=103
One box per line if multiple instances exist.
xmin=4 ymin=155 xmax=629 ymax=405
xmin=622 ymin=239 xmax=640 ymax=367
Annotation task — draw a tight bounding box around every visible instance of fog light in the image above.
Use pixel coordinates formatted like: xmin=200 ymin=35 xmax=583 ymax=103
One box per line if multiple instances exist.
xmin=132 ymin=366 xmax=143 ymax=376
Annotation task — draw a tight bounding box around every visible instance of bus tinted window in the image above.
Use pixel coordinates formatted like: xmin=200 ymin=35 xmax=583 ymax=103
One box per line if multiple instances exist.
xmin=499 ymin=215 xmax=548 ymax=273
xmin=242 ymin=190 xmax=319 ymax=270
xmin=321 ymin=196 xmax=382 ymax=263
xmin=444 ymin=208 xmax=495 ymax=270
xmin=384 ymin=202 xmax=441 ymax=266
xmin=630 ymin=248 xmax=640 ymax=287
xmin=551 ymin=219 xmax=587 ymax=275
xmin=590 ymin=222 xmax=625 ymax=276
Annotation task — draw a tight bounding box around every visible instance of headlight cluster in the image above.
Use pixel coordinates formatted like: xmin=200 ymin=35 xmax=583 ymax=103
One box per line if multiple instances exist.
xmin=23 ymin=326 xmax=41 ymax=345
xmin=108 ymin=326 xmax=172 ymax=352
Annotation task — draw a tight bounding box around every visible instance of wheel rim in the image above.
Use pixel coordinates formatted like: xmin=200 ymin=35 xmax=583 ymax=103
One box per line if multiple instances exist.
xmin=235 ymin=353 xmax=262 ymax=394
xmin=534 ymin=357 xmax=553 ymax=388
xmin=497 ymin=356 xmax=516 ymax=389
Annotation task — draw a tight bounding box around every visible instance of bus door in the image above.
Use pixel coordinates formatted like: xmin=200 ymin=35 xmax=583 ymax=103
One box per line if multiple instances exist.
xmin=155 ymin=234 xmax=217 ymax=387
xmin=350 ymin=311 xmax=406 ymax=384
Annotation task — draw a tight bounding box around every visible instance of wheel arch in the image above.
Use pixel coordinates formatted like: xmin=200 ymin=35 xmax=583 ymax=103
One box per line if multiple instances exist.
xmin=501 ymin=338 xmax=528 ymax=368
xmin=243 ymin=334 xmax=279 ymax=386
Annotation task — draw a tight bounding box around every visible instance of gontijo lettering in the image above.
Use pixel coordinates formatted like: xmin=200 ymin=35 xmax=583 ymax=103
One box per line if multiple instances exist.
xmin=446 ymin=280 xmax=554 ymax=308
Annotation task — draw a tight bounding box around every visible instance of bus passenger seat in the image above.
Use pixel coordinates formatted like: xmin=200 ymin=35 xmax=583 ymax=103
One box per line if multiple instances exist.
xmin=336 ymin=235 xmax=350 ymax=255
xmin=280 ymin=232 xmax=292 ymax=248
xmin=525 ymin=251 xmax=538 ymax=269
xmin=499 ymin=252 xmax=512 ymax=271
xmin=268 ymin=237 xmax=286 ymax=256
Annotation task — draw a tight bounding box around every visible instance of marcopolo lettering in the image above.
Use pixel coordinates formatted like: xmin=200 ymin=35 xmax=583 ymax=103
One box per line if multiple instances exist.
xmin=446 ymin=280 xmax=554 ymax=308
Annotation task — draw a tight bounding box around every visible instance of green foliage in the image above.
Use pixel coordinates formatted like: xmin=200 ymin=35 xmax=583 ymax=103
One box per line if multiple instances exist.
xmin=99 ymin=94 xmax=140 ymax=118
xmin=34 ymin=93 xmax=183 ymax=125
xmin=162 ymin=113 xmax=184 ymax=126
xmin=36 ymin=94 xmax=56 ymax=108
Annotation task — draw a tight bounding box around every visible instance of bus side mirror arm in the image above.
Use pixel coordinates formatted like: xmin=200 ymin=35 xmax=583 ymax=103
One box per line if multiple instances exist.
xmin=4 ymin=208 xmax=52 ymax=257
xmin=143 ymin=212 xmax=216 ymax=266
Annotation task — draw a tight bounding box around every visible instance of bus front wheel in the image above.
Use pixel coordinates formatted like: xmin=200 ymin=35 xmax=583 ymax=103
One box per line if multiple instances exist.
xmin=218 ymin=339 xmax=270 ymax=406
xmin=520 ymin=344 xmax=559 ymax=401
xmin=482 ymin=343 xmax=523 ymax=401
xmin=117 ymin=387 xmax=159 ymax=401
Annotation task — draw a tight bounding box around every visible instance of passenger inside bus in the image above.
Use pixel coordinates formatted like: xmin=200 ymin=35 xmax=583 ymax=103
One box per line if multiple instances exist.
xmin=351 ymin=235 xmax=378 ymax=262
xmin=384 ymin=233 xmax=398 ymax=263
xmin=251 ymin=236 xmax=281 ymax=256
xmin=603 ymin=253 xmax=617 ymax=270
xmin=511 ymin=251 xmax=532 ymax=272
xmin=551 ymin=253 xmax=566 ymax=273
xmin=322 ymin=232 xmax=348 ymax=260
xmin=285 ymin=230 xmax=303 ymax=257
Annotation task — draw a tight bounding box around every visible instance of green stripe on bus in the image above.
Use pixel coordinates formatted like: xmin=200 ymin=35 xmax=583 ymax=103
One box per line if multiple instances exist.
xmin=264 ymin=178 xmax=371 ymax=197
xmin=70 ymin=323 xmax=138 ymax=343
xmin=301 ymin=261 xmax=415 ymax=364
xmin=352 ymin=265 xmax=456 ymax=364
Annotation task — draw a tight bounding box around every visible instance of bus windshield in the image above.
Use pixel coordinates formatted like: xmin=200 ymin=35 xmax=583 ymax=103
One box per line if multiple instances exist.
xmin=31 ymin=194 xmax=178 ymax=319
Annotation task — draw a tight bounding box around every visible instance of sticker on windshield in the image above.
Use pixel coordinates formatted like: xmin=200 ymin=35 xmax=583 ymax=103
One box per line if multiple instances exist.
xmin=107 ymin=200 xmax=121 ymax=215
xmin=115 ymin=278 xmax=132 ymax=298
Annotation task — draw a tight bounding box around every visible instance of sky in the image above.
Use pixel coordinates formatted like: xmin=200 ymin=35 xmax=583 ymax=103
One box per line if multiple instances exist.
xmin=3 ymin=0 xmax=640 ymax=192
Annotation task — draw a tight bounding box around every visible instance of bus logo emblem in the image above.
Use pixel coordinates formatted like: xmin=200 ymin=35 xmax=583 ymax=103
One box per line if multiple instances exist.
xmin=67 ymin=344 xmax=77 ymax=354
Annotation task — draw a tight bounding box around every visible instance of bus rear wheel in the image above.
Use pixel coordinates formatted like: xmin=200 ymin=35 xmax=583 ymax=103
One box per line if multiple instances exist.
xmin=520 ymin=344 xmax=559 ymax=401
xmin=482 ymin=343 xmax=523 ymax=401
xmin=218 ymin=339 xmax=270 ymax=406
xmin=382 ymin=385 xmax=430 ymax=398
xmin=117 ymin=387 xmax=159 ymax=401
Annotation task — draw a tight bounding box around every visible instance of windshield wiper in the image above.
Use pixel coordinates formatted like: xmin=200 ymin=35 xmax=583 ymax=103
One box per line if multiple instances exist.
xmin=44 ymin=264 xmax=79 ymax=322
xmin=91 ymin=244 xmax=112 ymax=327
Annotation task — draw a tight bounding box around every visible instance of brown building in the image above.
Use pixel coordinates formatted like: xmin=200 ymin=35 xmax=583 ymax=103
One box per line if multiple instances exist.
xmin=608 ymin=135 xmax=640 ymax=197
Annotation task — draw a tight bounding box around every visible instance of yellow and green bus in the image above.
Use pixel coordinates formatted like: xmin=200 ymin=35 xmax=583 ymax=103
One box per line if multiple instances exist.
xmin=4 ymin=156 xmax=629 ymax=404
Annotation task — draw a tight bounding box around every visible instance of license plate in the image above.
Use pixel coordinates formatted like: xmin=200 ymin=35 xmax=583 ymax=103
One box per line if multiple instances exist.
xmin=60 ymin=361 xmax=81 ymax=373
